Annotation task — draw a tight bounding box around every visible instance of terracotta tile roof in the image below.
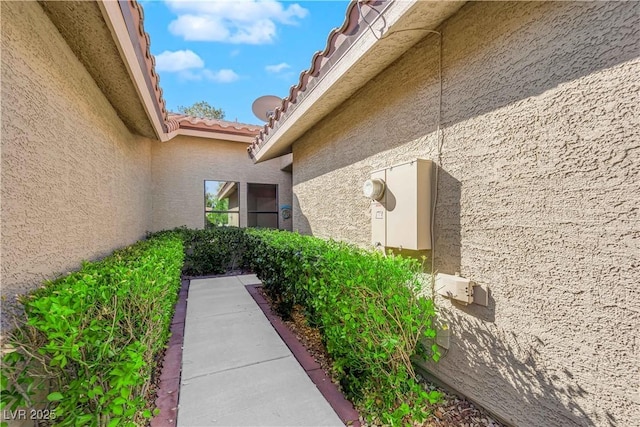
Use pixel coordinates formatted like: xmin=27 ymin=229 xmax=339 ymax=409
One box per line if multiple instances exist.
xmin=248 ymin=0 xmax=379 ymax=158
xmin=124 ymin=1 xmax=260 ymax=139
xmin=167 ymin=114 xmax=261 ymax=137
xmin=126 ymin=0 xmax=169 ymax=126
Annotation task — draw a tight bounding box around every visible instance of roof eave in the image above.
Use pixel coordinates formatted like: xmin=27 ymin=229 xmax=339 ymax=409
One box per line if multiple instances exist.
xmin=98 ymin=0 xmax=169 ymax=141
xmin=99 ymin=1 xmax=260 ymax=144
xmin=251 ymin=0 xmax=466 ymax=163
xmin=170 ymin=129 xmax=256 ymax=144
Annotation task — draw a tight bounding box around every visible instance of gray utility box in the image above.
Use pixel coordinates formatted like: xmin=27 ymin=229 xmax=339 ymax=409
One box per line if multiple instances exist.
xmin=370 ymin=159 xmax=432 ymax=250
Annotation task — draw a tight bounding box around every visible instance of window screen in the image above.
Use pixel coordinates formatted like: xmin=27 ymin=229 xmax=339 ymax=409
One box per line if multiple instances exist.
xmin=247 ymin=183 xmax=278 ymax=229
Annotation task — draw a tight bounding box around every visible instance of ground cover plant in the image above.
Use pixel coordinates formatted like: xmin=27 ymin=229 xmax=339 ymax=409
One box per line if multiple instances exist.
xmin=241 ymin=228 xmax=443 ymax=424
xmin=1 ymin=233 xmax=184 ymax=426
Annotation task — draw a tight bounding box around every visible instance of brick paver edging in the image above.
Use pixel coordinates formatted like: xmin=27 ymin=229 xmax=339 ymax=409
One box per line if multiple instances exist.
xmin=151 ymin=279 xmax=189 ymax=427
xmin=150 ymin=278 xmax=360 ymax=427
xmin=245 ymin=284 xmax=361 ymax=427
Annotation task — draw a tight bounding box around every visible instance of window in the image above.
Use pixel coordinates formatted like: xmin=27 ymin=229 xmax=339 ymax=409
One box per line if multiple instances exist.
xmin=247 ymin=183 xmax=278 ymax=229
xmin=204 ymin=180 xmax=239 ymax=228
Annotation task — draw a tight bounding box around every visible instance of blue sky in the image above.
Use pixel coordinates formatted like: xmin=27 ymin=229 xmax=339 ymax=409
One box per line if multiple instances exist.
xmin=141 ymin=0 xmax=350 ymax=124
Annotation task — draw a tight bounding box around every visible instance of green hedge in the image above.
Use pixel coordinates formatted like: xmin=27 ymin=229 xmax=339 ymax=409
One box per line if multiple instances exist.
xmin=179 ymin=226 xmax=248 ymax=276
xmin=1 ymin=234 xmax=184 ymax=426
xmin=244 ymin=228 xmax=441 ymax=424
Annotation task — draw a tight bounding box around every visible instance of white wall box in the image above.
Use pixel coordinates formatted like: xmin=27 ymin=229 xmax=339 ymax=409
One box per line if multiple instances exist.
xmin=435 ymin=273 xmax=474 ymax=305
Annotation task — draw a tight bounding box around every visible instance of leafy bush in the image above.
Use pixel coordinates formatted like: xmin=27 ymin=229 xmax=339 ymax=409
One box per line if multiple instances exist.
xmin=244 ymin=228 xmax=441 ymax=424
xmin=1 ymin=234 xmax=184 ymax=426
xmin=179 ymin=226 xmax=248 ymax=276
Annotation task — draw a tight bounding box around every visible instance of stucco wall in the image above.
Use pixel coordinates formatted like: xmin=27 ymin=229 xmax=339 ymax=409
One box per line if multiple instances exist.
xmin=1 ymin=2 xmax=152 ymax=328
xmin=151 ymin=135 xmax=292 ymax=231
xmin=291 ymin=2 xmax=639 ymax=426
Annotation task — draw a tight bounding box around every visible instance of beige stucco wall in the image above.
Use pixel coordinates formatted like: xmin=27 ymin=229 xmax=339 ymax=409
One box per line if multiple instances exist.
xmin=1 ymin=2 xmax=152 ymax=328
xmin=292 ymin=2 xmax=639 ymax=426
xmin=151 ymin=135 xmax=292 ymax=231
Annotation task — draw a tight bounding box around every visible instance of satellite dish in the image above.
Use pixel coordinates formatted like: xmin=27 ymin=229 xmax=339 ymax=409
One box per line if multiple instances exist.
xmin=252 ymin=95 xmax=282 ymax=122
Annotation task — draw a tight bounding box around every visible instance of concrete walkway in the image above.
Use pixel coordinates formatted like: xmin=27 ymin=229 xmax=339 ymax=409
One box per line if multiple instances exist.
xmin=178 ymin=275 xmax=344 ymax=427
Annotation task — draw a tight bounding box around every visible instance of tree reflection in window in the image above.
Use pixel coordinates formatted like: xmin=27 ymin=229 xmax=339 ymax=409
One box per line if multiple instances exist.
xmin=205 ymin=180 xmax=239 ymax=228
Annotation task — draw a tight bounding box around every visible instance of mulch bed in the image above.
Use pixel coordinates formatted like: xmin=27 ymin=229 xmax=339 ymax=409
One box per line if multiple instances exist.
xmin=417 ymin=379 xmax=504 ymax=427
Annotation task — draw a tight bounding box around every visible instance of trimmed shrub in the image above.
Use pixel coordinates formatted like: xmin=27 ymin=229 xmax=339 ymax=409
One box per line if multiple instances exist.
xmin=1 ymin=234 xmax=184 ymax=426
xmin=244 ymin=228 xmax=441 ymax=424
xmin=180 ymin=226 xmax=248 ymax=276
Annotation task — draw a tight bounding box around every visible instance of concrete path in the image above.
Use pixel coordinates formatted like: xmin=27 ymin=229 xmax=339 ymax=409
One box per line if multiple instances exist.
xmin=178 ymin=275 xmax=344 ymax=427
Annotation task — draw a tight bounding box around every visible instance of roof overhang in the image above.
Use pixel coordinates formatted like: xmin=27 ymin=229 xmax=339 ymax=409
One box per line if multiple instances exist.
xmin=96 ymin=0 xmax=260 ymax=143
xmin=97 ymin=0 xmax=168 ymax=140
xmin=166 ymin=129 xmax=255 ymax=144
xmin=41 ymin=0 xmax=157 ymax=138
xmin=249 ymin=0 xmax=466 ymax=162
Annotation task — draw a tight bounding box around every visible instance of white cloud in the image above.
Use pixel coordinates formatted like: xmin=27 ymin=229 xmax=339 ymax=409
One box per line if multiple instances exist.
xmin=177 ymin=68 xmax=239 ymax=83
xmin=176 ymin=70 xmax=204 ymax=81
xmin=265 ymin=62 xmax=290 ymax=73
xmin=203 ymin=69 xmax=240 ymax=83
xmin=154 ymin=49 xmax=239 ymax=84
xmin=165 ymin=0 xmax=309 ymax=44
xmin=155 ymin=49 xmax=204 ymax=72
xmin=168 ymin=15 xmax=231 ymax=41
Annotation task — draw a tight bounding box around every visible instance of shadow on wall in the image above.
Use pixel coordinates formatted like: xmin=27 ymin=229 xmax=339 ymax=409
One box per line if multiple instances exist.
xmin=426 ymin=168 xmax=595 ymax=425
xmin=433 ymin=167 xmax=461 ymax=276
xmin=451 ymin=289 xmax=496 ymax=324
xmin=432 ymin=166 xmax=500 ymax=323
xmin=419 ymin=310 xmax=603 ymax=427
xmin=293 ymin=1 xmax=640 ymax=186
xmin=292 ymin=33 xmax=442 ymax=186
xmin=293 ymin=193 xmax=312 ymax=235
xmin=440 ymin=1 xmax=639 ymax=129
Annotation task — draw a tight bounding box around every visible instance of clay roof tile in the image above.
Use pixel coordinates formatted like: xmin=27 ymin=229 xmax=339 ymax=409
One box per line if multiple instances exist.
xmin=249 ymin=0 xmax=379 ymax=157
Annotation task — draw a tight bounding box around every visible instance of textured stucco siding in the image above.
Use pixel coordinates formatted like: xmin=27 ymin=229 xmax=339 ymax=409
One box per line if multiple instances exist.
xmin=1 ymin=2 xmax=152 ymax=328
xmin=292 ymin=2 xmax=639 ymax=426
xmin=151 ymin=135 xmax=292 ymax=231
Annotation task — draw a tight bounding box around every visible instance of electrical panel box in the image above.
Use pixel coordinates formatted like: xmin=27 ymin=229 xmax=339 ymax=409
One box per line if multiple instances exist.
xmin=369 ymin=159 xmax=432 ymax=250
